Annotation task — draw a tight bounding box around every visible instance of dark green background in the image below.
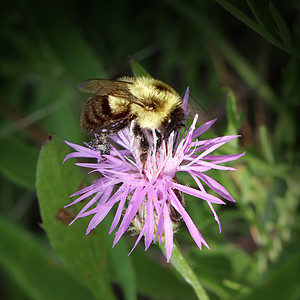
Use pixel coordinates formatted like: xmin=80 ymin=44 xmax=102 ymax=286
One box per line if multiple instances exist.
xmin=0 ymin=0 xmax=299 ymax=299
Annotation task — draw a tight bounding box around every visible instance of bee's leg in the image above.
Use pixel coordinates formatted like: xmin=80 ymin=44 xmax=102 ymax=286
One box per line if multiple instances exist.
xmin=132 ymin=124 xmax=149 ymax=163
xmin=169 ymin=181 xmax=185 ymax=224
xmin=89 ymin=133 xmax=111 ymax=155
xmin=89 ymin=119 xmax=130 ymax=155
xmin=109 ymin=118 xmax=130 ymax=135
xmin=154 ymin=130 xmax=162 ymax=149
xmin=162 ymin=107 xmax=185 ymax=138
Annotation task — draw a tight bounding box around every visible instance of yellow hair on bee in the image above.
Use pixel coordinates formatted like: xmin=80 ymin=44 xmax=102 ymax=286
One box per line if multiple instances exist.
xmin=108 ymin=96 xmax=130 ymax=114
xmin=124 ymin=77 xmax=182 ymax=129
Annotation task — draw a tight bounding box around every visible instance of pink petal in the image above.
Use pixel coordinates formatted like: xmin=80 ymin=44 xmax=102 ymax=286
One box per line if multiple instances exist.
xmin=128 ymin=224 xmax=146 ymax=256
xmin=182 ymin=87 xmax=189 ymax=113
xmin=188 ymin=171 xmax=205 ymax=192
xmin=69 ymin=178 xmax=107 ymax=197
xmin=144 ymin=198 xmax=155 ymax=250
xmin=163 ymin=203 xmax=173 ymax=263
xmin=153 ymin=191 xmax=164 ymax=244
xmin=191 ymin=161 xmax=236 ymax=171
xmin=169 ymin=189 xmax=209 ymax=250
xmin=191 ymin=135 xmax=240 ymax=149
xmin=113 ymin=187 xmax=147 ymax=246
xmin=192 ymin=118 xmax=217 ymax=140
xmin=65 ymin=188 xmax=102 ymax=208
xmin=86 ymin=204 xmax=114 ymax=234
xmin=63 ymin=141 xmax=101 ymax=162
xmin=109 ymin=186 xmax=130 ymax=233
xmin=203 ymin=152 xmax=245 ymax=163
xmin=197 ymin=173 xmax=236 ymax=202
xmin=171 ymin=182 xmax=225 ymax=204
xmin=69 ymin=192 xmax=102 ymax=225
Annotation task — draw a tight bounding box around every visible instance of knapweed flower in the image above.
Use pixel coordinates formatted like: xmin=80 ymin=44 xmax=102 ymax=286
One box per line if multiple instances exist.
xmin=64 ymin=89 xmax=244 ymax=262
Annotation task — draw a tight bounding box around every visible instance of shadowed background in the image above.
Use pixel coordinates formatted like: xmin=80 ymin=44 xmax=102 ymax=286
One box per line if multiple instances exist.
xmin=0 ymin=0 xmax=299 ymax=299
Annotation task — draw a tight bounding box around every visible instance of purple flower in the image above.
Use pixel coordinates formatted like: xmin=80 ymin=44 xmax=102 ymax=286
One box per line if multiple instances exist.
xmin=64 ymin=88 xmax=244 ymax=262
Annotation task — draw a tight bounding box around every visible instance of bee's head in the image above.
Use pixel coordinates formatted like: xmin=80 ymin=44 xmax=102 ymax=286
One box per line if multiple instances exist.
xmin=128 ymin=77 xmax=183 ymax=131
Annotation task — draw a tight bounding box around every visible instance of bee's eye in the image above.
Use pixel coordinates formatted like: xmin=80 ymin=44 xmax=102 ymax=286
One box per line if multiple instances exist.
xmin=145 ymin=105 xmax=154 ymax=111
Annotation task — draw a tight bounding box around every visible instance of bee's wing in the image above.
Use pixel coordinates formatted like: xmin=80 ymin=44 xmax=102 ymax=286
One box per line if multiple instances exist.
xmin=77 ymin=79 xmax=131 ymax=95
xmin=78 ymin=78 xmax=148 ymax=109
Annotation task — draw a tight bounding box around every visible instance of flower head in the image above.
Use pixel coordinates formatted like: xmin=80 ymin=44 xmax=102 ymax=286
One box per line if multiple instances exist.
xmin=64 ymin=88 xmax=244 ymax=262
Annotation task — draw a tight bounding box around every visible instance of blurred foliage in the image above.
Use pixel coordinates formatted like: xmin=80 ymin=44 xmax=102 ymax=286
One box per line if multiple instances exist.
xmin=0 ymin=0 xmax=299 ymax=299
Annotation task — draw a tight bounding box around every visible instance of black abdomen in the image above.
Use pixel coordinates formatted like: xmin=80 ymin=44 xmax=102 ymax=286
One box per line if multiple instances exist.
xmin=81 ymin=94 xmax=131 ymax=134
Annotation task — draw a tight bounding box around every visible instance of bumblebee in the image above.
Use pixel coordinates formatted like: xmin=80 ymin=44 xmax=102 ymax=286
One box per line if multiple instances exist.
xmin=78 ymin=76 xmax=185 ymax=154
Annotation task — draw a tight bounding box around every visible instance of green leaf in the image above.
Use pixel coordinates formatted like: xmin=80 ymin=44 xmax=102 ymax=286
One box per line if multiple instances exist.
xmin=104 ymin=215 xmax=137 ymax=300
xmin=159 ymin=240 xmax=209 ymax=300
xmin=39 ymin=83 xmax=83 ymax=143
xmin=188 ymin=244 xmax=257 ymax=299
xmin=246 ymin=0 xmax=274 ymax=33
xmin=273 ymin=112 xmax=297 ymax=151
xmin=129 ymin=57 xmax=151 ymax=77
xmin=108 ymin=240 xmax=137 ymax=300
xmin=224 ymin=88 xmax=240 ymax=138
xmin=36 ymin=136 xmax=116 ymax=300
xmin=214 ymin=0 xmax=299 ymax=58
xmin=243 ymin=252 xmax=300 ymax=300
xmin=0 ymin=137 xmax=38 ymax=190
xmin=214 ymin=0 xmax=270 ymax=43
xmin=0 ymin=216 xmax=95 ymax=300
xmin=269 ymin=3 xmax=292 ymax=48
xmin=132 ymin=246 xmax=197 ymax=300
xmin=246 ymin=0 xmax=265 ymax=27
xmin=259 ymin=126 xmax=275 ymax=164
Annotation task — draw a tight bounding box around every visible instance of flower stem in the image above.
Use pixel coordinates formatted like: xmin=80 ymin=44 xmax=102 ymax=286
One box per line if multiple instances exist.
xmin=159 ymin=239 xmax=209 ymax=300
